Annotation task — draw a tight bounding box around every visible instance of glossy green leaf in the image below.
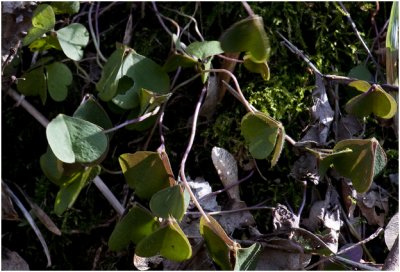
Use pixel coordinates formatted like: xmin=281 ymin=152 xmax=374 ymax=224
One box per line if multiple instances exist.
xmin=108 ymin=204 xmax=159 ymax=251
xmin=348 ymin=65 xmax=373 ymax=81
xmin=139 ymin=89 xmax=170 ymax=115
xmin=50 ymin=2 xmax=80 ymax=15
xmin=163 ymin=53 xmax=198 ymax=72
xmin=45 ymin=62 xmax=72 ymax=102
xmin=29 ymin=35 xmax=61 ymax=51
xmin=119 ymin=152 xmax=171 ymax=199
xmin=73 ymin=95 xmax=113 ymax=130
xmin=346 ymin=81 xmax=397 ymax=119
xmin=220 ymin=15 xmax=270 ymax=62
xmin=135 ymin=220 xmax=192 ymax=262
xmin=243 ymin=53 xmax=270 ymax=80
xmin=57 ymin=23 xmax=89 ymax=61
xmin=320 ymin=138 xmax=387 ymax=193
xmin=16 ymin=67 xmax=47 ymax=104
xmin=200 ymin=215 xmax=236 ymax=270
xmin=241 ymin=112 xmax=282 ymax=161
xmin=150 ymin=185 xmax=186 ymax=221
xmin=112 ymin=51 xmax=170 ymax=110
xmin=23 ymin=4 xmax=55 ymax=46
xmin=234 ymin=243 xmax=262 ymax=270
xmin=54 ymin=165 xmax=100 ymax=215
xmin=46 ymin=114 xmax=108 ymax=164
xmin=186 ymin=40 xmax=224 ymax=60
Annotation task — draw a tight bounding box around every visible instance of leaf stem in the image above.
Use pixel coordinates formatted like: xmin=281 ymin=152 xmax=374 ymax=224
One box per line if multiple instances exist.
xmin=102 ymin=106 xmax=161 ymax=134
xmin=179 ymin=85 xmax=210 ymax=222
xmin=88 ymin=3 xmax=107 ymax=66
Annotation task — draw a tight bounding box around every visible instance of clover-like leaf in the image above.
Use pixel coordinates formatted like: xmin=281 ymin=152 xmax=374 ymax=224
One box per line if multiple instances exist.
xmin=345 ymin=81 xmax=397 ymax=119
xmin=234 ymin=243 xmax=262 ymax=270
xmin=243 ymin=53 xmax=270 ymax=80
xmin=46 ymin=114 xmax=108 ymax=164
xmin=50 ymin=2 xmax=80 ymax=15
xmin=241 ymin=112 xmax=284 ymax=166
xmin=119 ymin=152 xmax=171 ymax=199
xmin=108 ymin=204 xmax=159 ymax=251
xmin=112 ymin=51 xmax=170 ymax=110
xmin=186 ymin=40 xmax=224 ymax=60
xmin=73 ymin=95 xmax=113 ymax=130
xmin=163 ymin=53 xmax=198 ymax=72
xmin=29 ymin=35 xmax=61 ymax=52
xmin=200 ymin=215 xmax=237 ymax=270
xmin=149 ymin=185 xmax=187 ymax=221
xmin=135 ymin=220 xmax=192 ymax=262
xmin=40 ymin=147 xmax=64 ymax=184
xmin=319 ymin=138 xmax=387 ymax=193
xmin=348 ymin=65 xmax=373 ymax=81
xmin=57 ymin=23 xmax=89 ymax=61
xmin=45 ymin=62 xmax=72 ymax=102
xmin=23 ymin=4 xmax=56 ymax=46
xmin=17 ymin=67 xmax=47 ymax=104
xmin=54 ymin=165 xmax=100 ymax=215
xmin=220 ymin=15 xmax=270 ymax=62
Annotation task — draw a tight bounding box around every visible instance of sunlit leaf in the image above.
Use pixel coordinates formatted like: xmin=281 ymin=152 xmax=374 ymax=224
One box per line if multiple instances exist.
xmin=23 ymin=4 xmax=55 ymax=46
xmin=46 ymin=114 xmax=108 ymax=164
xmin=57 ymin=23 xmax=89 ymax=61
xmin=45 ymin=62 xmax=72 ymax=102
xmin=17 ymin=67 xmax=47 ymax=104
xmin=200 ymin=215 xmax=237 ymax=270
xmin=112 ymin=51 xmax=170 ymax=110
xmin=73 ymin=95 xmax=113 ymax=130
xmin=346 ymin=81 xmax=397 ymax=119
xmin=241 ymin=112 xmax=283 ymax=163
xmin=319 ymin=138 xmax=387 ymax=193
xmin=220 ymin=15 xmax=270 ymax=62
xmin=108 ymin=204 xmax=159 ymax=251
xmin=135 ymin=220 xmax=192 ymax=262
xmin=29 ymin=35 xmax=61 ymax=51
xmin=54 ymin=166 xmax=100 ymax=215
xmin=271 ymin=126 xmax=285 ymax=167
xmin=149 ymin=185 xmax=187 ymax=221
xmin=186 ymin=40 xmax=224 ymax=60
xmin=50 ymin=2 xmax=80 ymax=15
xmin=163 ymin=53 xmax=197 ymax=72
xmin=234 ymin=243 xmax=262 ymax=270
xmin=119 ymin=152 xmax=171 ymax=199
xmin=243 ymin=53 xmax=270 ymax=80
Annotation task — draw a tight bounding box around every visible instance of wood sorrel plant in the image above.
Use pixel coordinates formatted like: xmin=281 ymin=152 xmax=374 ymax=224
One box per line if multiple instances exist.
xmin=4 ymin=2 xmax=398 ymax=270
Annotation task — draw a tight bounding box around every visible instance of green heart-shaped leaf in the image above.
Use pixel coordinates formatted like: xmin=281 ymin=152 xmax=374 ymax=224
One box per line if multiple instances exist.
xmin=16 ymin=67 xmax=47 ymax=104
xmin=112 ymin=51 xmax=170 ymax=110
xmin=57 ymin=23 xmax=89 ymax=61
xmin=73 ymin=95 xmax=113 ymax=130
xmin=135 ymin=220 xmax=192 ymax=262
xmin=220 ymin=15 xmax=270 ymax=62
xmin=108 ymin=204 xmax=159 ymax=251
xmin=162 ymin=53 xmax=198 ymax=72
xmin=29 ymin=35 xmax=61 ymax=52
xmin=50 ymin=2 xmax=80 ymax=15
xmin=241 ymin=112 xmax=284 ymax=165
xmin=40 ymin=147 xmax=64 ymax=184
xmin=320 ymin=138 xmax=387 ymax=193
xmin=23 ymin=4 xmax=55 ymax=46
xmin=348 ymin=65 xmax=373 ymax=82
xmin=345 ymin=81 xmax=397 ymax=119
xmin=234 ymin=243 xmax=262 ymax=270
xmin=46 ymin=114 xmax=108 ymax=164
xmin=150 ymin=185 xmax=187 ymax=221
xmin=200 ymin=215 xmax=237 ymax=270
xmin=186 ymin=40 xmax=224 ymax=60
xmin=54 ymin=165 xmax=100 ymax=215
xmin=243 ymin=53 xmax=270 ymax=80
xmin=45 ymin=62 xmax=72 ymax=102
xmin=139 ymin=89 xmax=171 ymax=115
xmin=119 ymin=152 xmax=171 ymax=199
